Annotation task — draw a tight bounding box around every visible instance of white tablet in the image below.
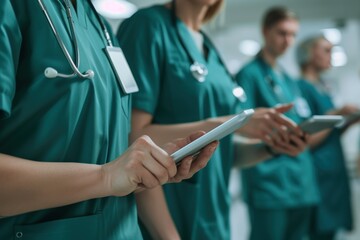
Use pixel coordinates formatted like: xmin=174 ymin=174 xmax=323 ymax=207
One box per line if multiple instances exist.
xmin=171 ymin=109 xmax=255 ymax=164
xmin=299 ymin=115 xmax=344 ymax=134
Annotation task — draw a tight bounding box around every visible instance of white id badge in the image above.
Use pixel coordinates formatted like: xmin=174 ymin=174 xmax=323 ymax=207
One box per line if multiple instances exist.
xmin=104 ymin=46 xmax=139 ymax=94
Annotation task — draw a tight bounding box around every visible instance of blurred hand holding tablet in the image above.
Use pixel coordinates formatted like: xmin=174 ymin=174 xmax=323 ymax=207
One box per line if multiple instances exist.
xmin=171 ymin=109 xmax=255 ymax=164
xmin=299 ymin=115 xmax=344 ymax=134
xmin=343 ymin=111 xmax=360 ymax=125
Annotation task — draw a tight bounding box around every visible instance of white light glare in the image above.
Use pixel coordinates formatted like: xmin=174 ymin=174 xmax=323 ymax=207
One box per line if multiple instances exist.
xmin=92 ymin=0 xmax=137 ymax=19
xmin=322 ymin=28 xmax=342 ymax=45
xmin=238 ymin=40 xmax=260 ymax=56
xmin=331 ymin=46 xmax=347 ymax=67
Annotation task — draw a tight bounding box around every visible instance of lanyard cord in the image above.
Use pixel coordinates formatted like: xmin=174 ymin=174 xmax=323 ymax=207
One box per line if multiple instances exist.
xmin=87 ymin=0 xmax=113 ymax=47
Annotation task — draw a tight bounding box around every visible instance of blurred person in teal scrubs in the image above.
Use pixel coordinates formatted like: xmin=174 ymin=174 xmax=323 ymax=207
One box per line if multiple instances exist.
xmin=235 ymin=7 xmax=320 ymax=240
xmin=117 ymin=1 xmax=310 ymax=239
xmin=0 ymin=1 xmax=219 ymax=239
xmin=297 ymin=35 xmax=359 ymax=240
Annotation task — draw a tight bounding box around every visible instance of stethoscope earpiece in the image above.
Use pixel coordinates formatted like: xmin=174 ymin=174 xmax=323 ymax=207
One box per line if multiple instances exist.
xmin=44 ymin=67 xmax=94 ymax=79
xmin=44 ymin=67 xmax=58 ymax=78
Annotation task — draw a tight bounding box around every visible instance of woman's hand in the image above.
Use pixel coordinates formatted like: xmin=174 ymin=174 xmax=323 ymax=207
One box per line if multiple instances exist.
xmin=236 ymin=104 xmax=304 ymax=147
xmin=328 ymin=105 xmax=360 ymax=131
xmin=101 ymin=132 xmax=218 ymax=196
xmin=328 ymin=105 xmax=359 ymax=116
xmin=164 ymin=131 xmax=218 ymax=183
xmin=267 ymin=133 xmax=309 ymax=157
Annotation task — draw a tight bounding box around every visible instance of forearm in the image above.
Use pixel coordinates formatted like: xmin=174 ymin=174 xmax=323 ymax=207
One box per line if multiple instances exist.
xmin=0 ymin=154 xmax=109 ymax=217
xmin=232 ymin=135 xmax=272 ymax=168
xmin=135 ymin=186 xmax=180 ymax=240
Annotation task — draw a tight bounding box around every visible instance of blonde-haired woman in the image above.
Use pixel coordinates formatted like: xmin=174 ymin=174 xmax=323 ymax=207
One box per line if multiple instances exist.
xmin=297 ymin=35 xmax=358 ymax=240
xmin=117 ymin=1 xmax=307 ymax=239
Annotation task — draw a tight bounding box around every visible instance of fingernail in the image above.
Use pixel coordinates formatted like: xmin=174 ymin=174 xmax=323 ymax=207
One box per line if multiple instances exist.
xmin=186 ymin=159 xmax=192 ymax=166
xmin=210 ymin=145 xmax=217 ymax=152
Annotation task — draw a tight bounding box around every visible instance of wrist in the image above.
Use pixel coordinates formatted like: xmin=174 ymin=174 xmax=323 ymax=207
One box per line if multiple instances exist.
xmin=98 ymin=164 xmax=113 ymax=197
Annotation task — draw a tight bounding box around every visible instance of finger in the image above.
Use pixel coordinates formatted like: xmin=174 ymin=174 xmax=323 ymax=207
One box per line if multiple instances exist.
xmin=138 ymin=167 xmax=162 ymax=189
xmin=134 ymin=135 xmax=177 ymax=178
xmin=149 ymin=142 xmax=177 ymax=178
xmin=188 ymin=141 xmax=218 ymax=176
xmin=188 ymin=131 xmax=206 ymax=142
xmin=142 ymin=154 xmax=171 ymax=185
xmin=270 ymin=112 xmax=302 ymax=136
xmin=274 ymin=103 xmax=294 ymax=113
xmin=268 ymin=130 xmax=283 ymax=145
xmin=289 ymin=135 xmax=307 ymax=150
xmin=259 ymin=119 xmax=285 ymax=144
xmin=171 ymin=157 xmax=193 ymax=182
xmin=263 ymin=133 xmax=275 ymax=146
xmin=279 ymin=125 xmax=290 ymax=143
xmin=263 ymin=120 xmax=289 ymax=144
xmin=163 ymin=131 xmax=206 ymax=154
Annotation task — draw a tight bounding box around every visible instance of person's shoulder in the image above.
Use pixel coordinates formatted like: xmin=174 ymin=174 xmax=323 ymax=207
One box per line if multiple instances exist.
xmin=236 ymin=58 xmax=262 ymax=79
xmin=124 ymin=5 xmax=170 ymax=28
xmin=297 ymin=78 xmax=314 ymax=90
xmin=243 ymin=58 xmax=262 ymax=71
xmin=296 ymin=78 xmax=321 ymax=102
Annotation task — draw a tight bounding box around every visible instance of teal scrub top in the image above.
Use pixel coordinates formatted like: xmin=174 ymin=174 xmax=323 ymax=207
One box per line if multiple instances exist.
xmin=298 ymin=79 xmax=353 ymax=232
xmin=235 ymin=55 xmax=319 ymax=208
xmin=0 ymin=1 xmax=142 ymax=239
xmin=118 ymin=5 xmax=240 ymax=240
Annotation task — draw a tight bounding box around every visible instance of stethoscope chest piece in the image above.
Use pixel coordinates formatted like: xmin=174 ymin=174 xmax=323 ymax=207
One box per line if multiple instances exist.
xmin=233 ymin=86 xmax=247 ymax=102
xmin=190 ymin=61 xmax=208 ymax=83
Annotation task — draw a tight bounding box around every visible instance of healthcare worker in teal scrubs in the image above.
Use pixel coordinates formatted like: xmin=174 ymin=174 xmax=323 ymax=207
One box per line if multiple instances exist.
xmin=117 ymin=1 xmax=309 ymax=239
xmin=236 ymin=7 xmax=320 ymax=240
xmin=297 ymin=35 xmax=358 ymax=240
xmin=0 ymin=1 xmax=219 ymax=239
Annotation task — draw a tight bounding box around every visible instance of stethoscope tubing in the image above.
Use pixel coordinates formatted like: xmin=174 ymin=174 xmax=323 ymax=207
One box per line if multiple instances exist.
xmin=38 ymin=0 xmax=113 ymax=79
xmin=38 ymin=0 xmax=83 ymax=78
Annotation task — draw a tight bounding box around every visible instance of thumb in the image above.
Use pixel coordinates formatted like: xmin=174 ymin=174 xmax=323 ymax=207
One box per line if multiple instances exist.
xmin=274 ymin=103 xmax=293 ymax=113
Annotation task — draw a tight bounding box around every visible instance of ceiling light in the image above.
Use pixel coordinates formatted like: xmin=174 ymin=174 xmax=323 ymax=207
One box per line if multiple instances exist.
xmin=322 ymin=28 xmax=342 ymax=45
xmin=92 ymin=0 xmax=137 ymax=19
xmin=238 ymin=40 xmax=260 ymax=57
xmin=331 ymin=46 xmax=347 ymax=67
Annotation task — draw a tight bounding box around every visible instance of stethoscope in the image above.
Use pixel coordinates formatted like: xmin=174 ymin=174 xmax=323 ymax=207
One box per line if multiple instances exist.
xmin=38 ymin=0 xmax=112 ymax=79
xmin=170 ymin=0 xmax=247 ymax=102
